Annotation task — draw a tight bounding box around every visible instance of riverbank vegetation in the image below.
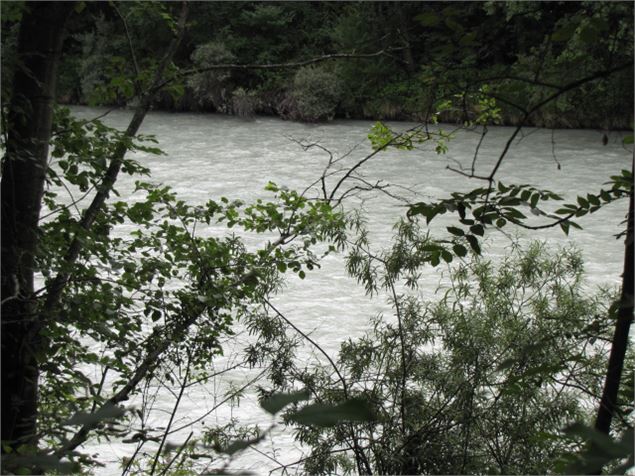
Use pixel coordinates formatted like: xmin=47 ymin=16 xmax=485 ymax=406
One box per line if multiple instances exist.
xmin=2 ymin=2 xmax=633 ymax=127
xmin=1 ymin=1 xmax=633 ymax=475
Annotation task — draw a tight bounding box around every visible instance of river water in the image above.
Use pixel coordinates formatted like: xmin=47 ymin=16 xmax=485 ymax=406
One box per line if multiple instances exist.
xmin=63 ymin=106 xmax=631 ymax=474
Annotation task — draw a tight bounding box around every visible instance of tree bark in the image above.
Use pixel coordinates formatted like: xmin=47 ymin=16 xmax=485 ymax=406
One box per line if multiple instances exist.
xmin=593 ymin=162 xmax=634 ymax=437
xmin=1 ymin=1 xmax=73 ymax=452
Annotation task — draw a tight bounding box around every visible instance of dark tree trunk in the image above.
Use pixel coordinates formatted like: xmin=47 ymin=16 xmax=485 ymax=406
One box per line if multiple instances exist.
xmin=593 ymin=161 xmax=634 ymax=438
xmin=1 ymin=1 xmax=73 ymax=452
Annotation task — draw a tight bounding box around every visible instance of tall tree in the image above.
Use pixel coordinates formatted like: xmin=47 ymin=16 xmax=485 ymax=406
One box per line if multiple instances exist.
xmin=1 ymin=1 xmax=74 ymax=452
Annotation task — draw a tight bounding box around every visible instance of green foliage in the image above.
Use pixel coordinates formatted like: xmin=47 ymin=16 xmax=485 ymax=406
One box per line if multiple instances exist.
xmin=558 ymin=423 xmax=634 ymax=474
xmin=188 ymin=41 xmax=236 ymax=111
xmin=286 ymin=398 xmax=376 ymax=428
xmin=402 ymin=170 xmax=633 ymax=261
xmin=368 ymin=122 xmax=395 ymax=150
xmin=4 ymin=2 xmax=633 ymax=473
xmin=279 ymin=243 xmax=622 ymax=474
xmin=260 ymin=390 xmax=310 ymax=415
xmin=34 ymin=1 xmax=633 ymax=125
xmin=367 ymin=121 xmax=454 ymax=153
xmin=34 ymin=106 xmax=351 ymax=469
xmin=281 ymin=65 xmax=343 ymax=122
xmin=74 ymin=16 xmax=131 ymax=106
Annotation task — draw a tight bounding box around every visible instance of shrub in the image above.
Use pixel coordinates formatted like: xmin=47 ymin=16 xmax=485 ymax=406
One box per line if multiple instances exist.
xmin=281 ymin=65 xmax=343 ymax=122
xmin=188 ymin=41 xmax=236 ymax=112
xmin=280 ymin=242 xmax=623 ymax=475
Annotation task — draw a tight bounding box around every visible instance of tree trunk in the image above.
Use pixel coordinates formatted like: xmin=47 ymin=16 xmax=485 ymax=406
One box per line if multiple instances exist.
xmin=593 ymin=161 xmax=634 ymax=438
xmin=1 ymin=1 xmax=73 ymax=452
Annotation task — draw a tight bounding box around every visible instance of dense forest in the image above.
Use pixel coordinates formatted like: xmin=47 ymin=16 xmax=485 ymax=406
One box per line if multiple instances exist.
xmin=1 ymin=1 xmax=633 ymax=475
xmin=2 ymin=1 xmax=634 ymax=126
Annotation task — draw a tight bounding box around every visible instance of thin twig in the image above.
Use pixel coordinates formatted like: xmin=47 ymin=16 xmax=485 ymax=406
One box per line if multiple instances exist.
xmin=550 ymin=128 xmax=561 ymax=170
xmin=152 ymin=48 xmax=405 ymax=93
xmin=111 ymin=2 xmax=141 ymax=91
xmin=90 ymin=366 xmax=109 ymax=413
xmin=264 ymin=298 xmax=347 ymax=393
xmin=157 ymin=431 xmax=194 ymax=476
xmin=121 ymin=439 xmax=146 ymax=476
xmin=167 ymin=368 xmax=268 ymax=436
xmin=388 ymin=282 xmax=408 ymax=436
xmin=39 ymin=183 xmax=96 ymax=221
xmin=151 ymin=352 xmax=191 ymax=475
xmin=471 ymin=125 xmax=488 ymax=176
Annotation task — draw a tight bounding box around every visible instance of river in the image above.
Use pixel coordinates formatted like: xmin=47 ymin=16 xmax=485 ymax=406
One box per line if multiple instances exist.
xmin=62 ymin=106 xmax=630 ymax=474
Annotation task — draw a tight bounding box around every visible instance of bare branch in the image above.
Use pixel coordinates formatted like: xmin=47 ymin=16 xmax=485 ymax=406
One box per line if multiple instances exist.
xmin=445 ymin=165 xmax=490 ymax=182
xmin=167 ymin=368 xmax=268 ymax=436
xmin=153 ymin=48 xmax=405 ymax=93
xmin=150 ymin=351 xmax=191 ymax=475
xmin=471 ymin=125 xmax=488 ymax=176
xmin=264 ymin=298 xmax=347 ymax=394
xmin=489 ymin=61 xmax=633 ymax=182
xmin=330 ymin=124 xmax=424 ymax=203
xmin=551 ymin=129 xmax=562 ymax=170
xmin=111 ymin=2 xmax=141 ymax=92
xmin=158 ymin=431 xmax=193 ymax=476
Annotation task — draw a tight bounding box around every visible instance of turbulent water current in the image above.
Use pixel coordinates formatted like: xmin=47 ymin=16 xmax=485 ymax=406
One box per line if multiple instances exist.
xmin=61 ymin=106 xmax=631 ymax=474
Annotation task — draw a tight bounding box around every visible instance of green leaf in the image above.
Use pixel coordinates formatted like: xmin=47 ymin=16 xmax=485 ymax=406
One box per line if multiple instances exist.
xmin=264 ymin=181 xmax=279 ymax=192
xmin=569 ymin=221 xmax=583 ymax=230
xmin=441 ymin=249 xmax=453 ymax=263
xmin=368 ymin=121 xmax=394 ymax=150
xmin=623 ymin=135 xmax=634 ymax=145
xmin=560 ymin=221 xmax=570 ymax=236
xmin=469 ymin=224 xmax=484 ymax=236
xmin=504 ymin=208 xmax=527 ymax=220
xmin=446 ymin=226 xmax=464 ymax=236
xmin=261 ymin=390 xmax=310 ymax=415
xmin=415 ymin=11 xmax=440 ymax=27
xmin=459 ymin=31 xmax=477 ymax=47
xmin=288 ymin=398 xmax=375 ymax=427
xmin=555 ymin=208 xmax=574 ymax=215
xmin=496 ymin=358 xmax=516 ymax=371
xmin=466 ymin=235 xmax=481 ymax=255
xmin=452 ymin=244 xmax=467 ymax=257
xmin=520 ymin=190 xmax=531 ymax=202
xmin=600 ymin=190 xmax=611 ymax=202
